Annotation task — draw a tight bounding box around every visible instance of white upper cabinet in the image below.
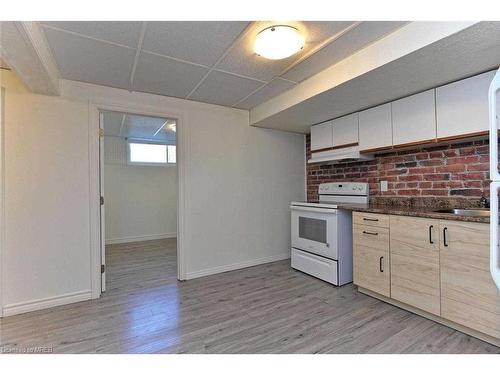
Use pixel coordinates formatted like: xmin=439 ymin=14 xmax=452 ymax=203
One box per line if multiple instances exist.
xmin=359 ymin=103 xmax=392 ymax=151
xmin=310 ymin=120 xmax=333 ymax=151
xmin=332 ymin=112 xmax=359 ymax=147
xmin=392 ymin=89 xmax=437 ymax=145
xmin=436 ymin=70 xmax=495 ymax=139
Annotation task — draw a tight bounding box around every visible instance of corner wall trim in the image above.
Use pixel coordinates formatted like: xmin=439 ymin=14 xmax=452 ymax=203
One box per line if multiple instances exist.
xmin=2 ymin=290 xmax=92 ymax=317
xmin=105 ymin=233 xmax=177 ymax=245
xmin=186 ymin=252 xmax=290 ymax=280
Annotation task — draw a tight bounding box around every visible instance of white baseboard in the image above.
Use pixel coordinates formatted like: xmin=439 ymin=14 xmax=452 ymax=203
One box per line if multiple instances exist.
xmin=186 ymin=252 xmax=291 ymax=280
xmin=105 ymin=232 xmax=176 ymax=245
xmin=2 ymin=290 xmax=92 ymax=317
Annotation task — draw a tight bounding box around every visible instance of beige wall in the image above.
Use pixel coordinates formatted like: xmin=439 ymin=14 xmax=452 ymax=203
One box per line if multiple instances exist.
xmin=103 ymin=136 xmax=177 ymax=244
xmin=1 ymin=70 xmax=305 ymax=315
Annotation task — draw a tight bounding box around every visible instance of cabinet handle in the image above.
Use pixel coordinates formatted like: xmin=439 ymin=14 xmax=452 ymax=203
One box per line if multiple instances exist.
xmin=379 ymin=256 xmax=384 ymax=272
xmin=363 ymin=217 xmax=379 ymax=222
xmin=443 ymin=227 xmax=448 ymax=247
xmin=362 ymin=230 xmax=378 ymax=236
xmin=429 ymin=225 xmax=434 ymax=244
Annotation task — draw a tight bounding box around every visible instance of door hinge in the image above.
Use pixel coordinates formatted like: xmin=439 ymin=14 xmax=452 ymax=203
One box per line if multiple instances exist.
xmin=101 ymin=264 xmax=105 ymax=274
xmin=100 ymin=196 xmax=104 ymax=205
xmin=99 ymin=128 xmax=104 ymax=137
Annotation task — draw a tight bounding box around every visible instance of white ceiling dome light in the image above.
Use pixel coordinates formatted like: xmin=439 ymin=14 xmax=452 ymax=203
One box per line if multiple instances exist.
xmin=254 ymin=25 xmax=305 ymax=60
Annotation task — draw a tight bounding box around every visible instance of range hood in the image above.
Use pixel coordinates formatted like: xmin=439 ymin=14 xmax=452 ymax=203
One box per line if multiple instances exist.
xmin=308 ymin=145 xmax=374 ymax=164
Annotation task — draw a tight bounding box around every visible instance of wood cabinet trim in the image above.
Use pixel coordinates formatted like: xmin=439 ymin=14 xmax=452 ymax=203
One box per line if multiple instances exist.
xmin=311 ymin=142 xmax=359 ymax=154
xmin=436 ymin=130 xmax=489 ymax=143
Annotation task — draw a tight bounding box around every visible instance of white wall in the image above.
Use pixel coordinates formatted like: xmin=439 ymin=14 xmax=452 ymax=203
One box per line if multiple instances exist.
xmin=2 ymin=71 xmax=92 ymax=315
xmin=103 ymin=136 xmax=177 ymax=244
xmin=1 ymin=70 xmax=305 ymax=315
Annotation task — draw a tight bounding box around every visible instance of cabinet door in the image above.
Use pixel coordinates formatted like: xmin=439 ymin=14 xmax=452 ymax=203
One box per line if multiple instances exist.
xmin=332 ymin=113 xmax=358 ymax=147
xmin=440 ymin=220 xmax=500 ymax=339
xmin=353 ymin=224 xmax=390 ymax=297
xmin=436 ymin=71 xmax=495 ymax=139
xmin=310 ymin=121 xmax=333 ymax=151
xmin=359 ymin=103 xmax=392 ymax=152
xmin=390 ymin=215 xmax=441 ymax=315
xmin=392 ymin=89 xmax=436 ymax=146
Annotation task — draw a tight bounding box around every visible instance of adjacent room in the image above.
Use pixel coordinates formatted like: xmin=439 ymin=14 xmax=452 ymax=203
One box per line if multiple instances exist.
xmin=100 ymin=111 xmax=178 ymax=293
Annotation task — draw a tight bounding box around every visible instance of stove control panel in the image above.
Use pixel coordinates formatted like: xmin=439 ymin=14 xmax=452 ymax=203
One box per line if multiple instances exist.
xmin=318 ymin=182 xmax=369 ymax=196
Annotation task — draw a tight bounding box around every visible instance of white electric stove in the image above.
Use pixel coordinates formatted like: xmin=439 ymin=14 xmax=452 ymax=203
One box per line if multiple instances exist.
xmin=290 ymin=182 xmax=369 ymax=285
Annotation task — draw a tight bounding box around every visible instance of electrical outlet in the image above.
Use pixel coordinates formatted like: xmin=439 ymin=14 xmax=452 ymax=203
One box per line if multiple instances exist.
xmin=380 ymin=180 xmax=388 ymax=192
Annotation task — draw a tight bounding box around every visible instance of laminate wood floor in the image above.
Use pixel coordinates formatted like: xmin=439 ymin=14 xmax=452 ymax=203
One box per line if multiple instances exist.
xmin=1 ymin=239 xmax=499 ymax=354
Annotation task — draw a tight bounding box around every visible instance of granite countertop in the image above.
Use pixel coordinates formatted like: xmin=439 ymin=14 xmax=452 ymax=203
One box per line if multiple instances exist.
xmin=338 ymin=203 xmax=491 ymax=223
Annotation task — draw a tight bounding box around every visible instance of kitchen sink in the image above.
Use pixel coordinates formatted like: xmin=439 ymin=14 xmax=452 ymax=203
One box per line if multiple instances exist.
xmin=433 ymin=208 xmax=490 ymax=217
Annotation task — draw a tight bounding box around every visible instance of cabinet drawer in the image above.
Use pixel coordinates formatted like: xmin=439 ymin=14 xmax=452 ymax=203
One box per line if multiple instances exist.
xmin=291 ymin=249 xmax=338 ymax=285
xmin=353 ymin=212 xmax=389 ymax=228
xmin=353 ymin=224 xmax=390 ymax=297
xmin=353 ymin=224 xmax=389 ymax=251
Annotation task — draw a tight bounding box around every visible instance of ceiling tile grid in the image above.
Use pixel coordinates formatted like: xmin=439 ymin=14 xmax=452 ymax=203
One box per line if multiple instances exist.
xmin=142 ymin=21 xmax=250 ymax=67
xmin=282 ymin=21 xmax=408 ymax=82
xmin=189 ymin=70 xmax=264 ymax=107
xmin=235 ymin=78 xmax=296 ymax=110
xmin=133 ymin=51 xmax=209 ymax=99
xmin=43 ymin=27 xmax=137 ymax=90
xmin=39 ymin=21 xmax=408 ymax=109
xmin=41 ymin=21 xmax=143 ymax=48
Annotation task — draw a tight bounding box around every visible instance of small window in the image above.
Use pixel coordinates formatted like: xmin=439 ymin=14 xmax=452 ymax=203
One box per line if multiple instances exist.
xmin=127 ymin=141 xmax=176 ymax=165
xmin=167 ymin=145 xmax=176 ymax=164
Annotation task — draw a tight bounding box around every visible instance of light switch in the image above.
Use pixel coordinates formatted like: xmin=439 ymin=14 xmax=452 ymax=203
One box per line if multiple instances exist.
xmin=380 ymin=180 xmax=388 ymax=192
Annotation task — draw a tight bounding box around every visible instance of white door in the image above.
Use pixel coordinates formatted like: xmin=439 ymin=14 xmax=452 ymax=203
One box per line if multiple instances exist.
xmin=359 ymin=103 xmax=392 ymax=151
xmin=489 ymin=68 xmax=500 ymax=291
xmin=310 ymin=121 xmax=333 ymax=151
xmin=392 ymin=89 xmax=437 ymax=145
xmin=99 ymin=113 xmax=106 ymax=292
xmin=436 ymin=70 xmax=495 ymax=138
xmin=332 ymin=112 xmax=359 ymax=147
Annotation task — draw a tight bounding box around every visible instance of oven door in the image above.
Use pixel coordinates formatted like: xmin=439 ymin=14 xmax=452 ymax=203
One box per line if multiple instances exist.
xmin=291 ymin=206 xmax=338 ymax=260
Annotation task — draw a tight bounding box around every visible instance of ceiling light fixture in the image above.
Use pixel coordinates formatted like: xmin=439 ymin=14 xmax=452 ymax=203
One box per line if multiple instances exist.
xmin=254 ymin=25 xmax=305 ymax=60
xmin=167 ymin=122 xmax=176 ymax=133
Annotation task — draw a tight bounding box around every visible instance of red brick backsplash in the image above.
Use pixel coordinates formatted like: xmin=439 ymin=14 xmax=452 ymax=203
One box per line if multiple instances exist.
xmin=306 ymin=135 xmax=491 ymax=203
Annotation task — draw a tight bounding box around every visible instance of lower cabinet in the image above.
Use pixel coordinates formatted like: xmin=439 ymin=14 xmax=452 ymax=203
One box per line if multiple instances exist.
xmin=440 ymin=220 xmax=500 ymax=339
xmin=353 ymin=224 xmax=390 ymax=297
xmin=390 ymin=215 xmax=441 ymax=316
xmin=352 ymin=211 xmax=500 ymax=344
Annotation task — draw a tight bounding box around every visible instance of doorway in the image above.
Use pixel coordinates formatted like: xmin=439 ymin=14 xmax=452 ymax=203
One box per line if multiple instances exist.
xmin=98 ymin=110 xmax=178 ymax=293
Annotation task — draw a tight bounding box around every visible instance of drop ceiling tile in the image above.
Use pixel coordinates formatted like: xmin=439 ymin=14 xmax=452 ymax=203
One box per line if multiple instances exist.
xmin=43 ymin=27 xmax=135 ymax=90
xmin=189 ymin=70 xmax=263 ymax=107
xmin=41 ymin=21 xmax=142 ymax=48
xmin=235 ymin=78 xmax=296 ymax=110
xmin=132 ymin=51 xmax=209 ymax=99
xmin=217 ymin=21 xmax=355 ymax=82
xmin=142 ymin=21 xmax=250 ymax=67
xmin=124 ymin=114 xmax=168 ymax=140
xmin=102 ymin=111 xmax=125 ymax=136
xmin=282 ymin=21 xmax=408 ymax=82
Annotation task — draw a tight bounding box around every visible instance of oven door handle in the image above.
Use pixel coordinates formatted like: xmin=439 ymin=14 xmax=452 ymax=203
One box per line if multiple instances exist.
xmin=290 ymin=206 xmax=338 ymax=214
